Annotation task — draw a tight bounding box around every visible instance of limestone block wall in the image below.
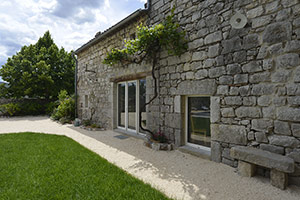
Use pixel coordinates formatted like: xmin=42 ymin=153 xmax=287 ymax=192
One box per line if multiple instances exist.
xmin=76 ymin=14 xmax=152 ymax=129
xmin=148 ymin=0 xmax=300 ymax=185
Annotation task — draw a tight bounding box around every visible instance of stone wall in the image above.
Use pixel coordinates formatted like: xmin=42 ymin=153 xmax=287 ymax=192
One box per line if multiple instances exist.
xmin=76 ymin=0 xmax=300 ymax=186
xmin=76 ymin=14 xmax=152 ymax=129
xmin=147 ymin=0 xmax=300 ymax=185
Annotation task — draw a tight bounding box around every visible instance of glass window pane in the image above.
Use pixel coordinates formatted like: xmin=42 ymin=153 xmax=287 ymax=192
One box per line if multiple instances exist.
xmin=118 ymin=83 xmax=125 ymax=128
xmin=188 ymin=97 xmax=211 ymax=147
xmin=139 ymin=79 xmax=147 ymax=132
xmin=85 ymin=95 xmax=88 ymax=108
xmin=128 ymin=81 xmax=136 ymax=130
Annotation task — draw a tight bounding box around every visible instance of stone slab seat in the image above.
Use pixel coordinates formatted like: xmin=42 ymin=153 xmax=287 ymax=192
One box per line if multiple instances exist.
xmin=230 ymin=146 xmax=295 ymax=190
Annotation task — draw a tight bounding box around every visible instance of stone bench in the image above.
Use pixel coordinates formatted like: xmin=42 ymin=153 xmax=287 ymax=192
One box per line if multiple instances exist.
xmin=230 ymin=146 xmax=295 ymax=189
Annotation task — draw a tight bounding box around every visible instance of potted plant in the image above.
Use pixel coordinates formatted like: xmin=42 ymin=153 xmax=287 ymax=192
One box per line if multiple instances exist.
xmin=147 ymin=131 xmax=174 ymax=151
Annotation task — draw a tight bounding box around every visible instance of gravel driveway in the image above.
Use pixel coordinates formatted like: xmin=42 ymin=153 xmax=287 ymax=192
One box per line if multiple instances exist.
xmin=0 ymin=116 xmax=300 ymax=200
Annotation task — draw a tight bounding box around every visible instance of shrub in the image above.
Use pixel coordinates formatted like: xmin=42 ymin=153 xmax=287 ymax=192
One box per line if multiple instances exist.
xmin=0 ymin=99 xmax=52 ymax=117
xmin=152 ymin=131 xmax=168 ymax=143
xmin=59 ymin=117 xmax=71 ymax=124
xmin=82 ymin=120 xmax=92 ymax=127
xmin=18 ymin=101 xmax=44 ymax=115
xmin=80 ymin=120 xmax=101 ymax=128
xmin=51 ymin=90 xmax=75 ymax=121
xmin=45 ymin=102 xmax=59 ymax=115
xmin=91 ymin=123 xmax=101 ymax=128
xmin=0 ymin=103 xmax=21 ymax=116
xmin=58 ymin=90 xmax=68 ymax=102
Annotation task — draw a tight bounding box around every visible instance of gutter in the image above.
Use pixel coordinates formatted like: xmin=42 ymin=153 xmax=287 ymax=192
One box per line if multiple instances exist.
xmin=72 ymin=52 xmax=78 ymax=119
xmin=74 ymin=0 xmax=151 ymax=54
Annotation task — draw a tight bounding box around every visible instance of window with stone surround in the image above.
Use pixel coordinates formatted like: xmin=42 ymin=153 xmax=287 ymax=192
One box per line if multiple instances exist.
xmin=186 ymin=96 xmax=211 ymax=150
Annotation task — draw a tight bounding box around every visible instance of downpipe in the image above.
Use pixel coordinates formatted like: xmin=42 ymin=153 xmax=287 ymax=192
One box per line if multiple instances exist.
xmin=72 ymin=52 xmax=78 ymax=120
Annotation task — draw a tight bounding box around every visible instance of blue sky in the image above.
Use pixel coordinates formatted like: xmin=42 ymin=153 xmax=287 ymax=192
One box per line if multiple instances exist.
xmin=0 ymin=0 xmax=147 ymax=82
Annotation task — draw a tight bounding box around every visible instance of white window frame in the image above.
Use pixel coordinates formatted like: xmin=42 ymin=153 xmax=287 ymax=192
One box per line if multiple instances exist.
xmin=117 ymin=81 xmax=126 ymax=131
xmin=117 ymin=80 xmax=145 ymax=135
xmin=185 ymin=95 xmax=211 ymax=152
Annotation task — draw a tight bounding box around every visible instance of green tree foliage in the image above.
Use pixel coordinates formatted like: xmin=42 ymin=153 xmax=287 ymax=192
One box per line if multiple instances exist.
xmin=0 ymin=31 xmax=75 ymax=100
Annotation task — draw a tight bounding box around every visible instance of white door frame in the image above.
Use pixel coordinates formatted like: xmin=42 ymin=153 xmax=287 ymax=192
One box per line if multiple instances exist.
xmin=127 ymin=80 xmax=137 ymax=133
xmin=117 ymin=80 xmax=145 ymax=135
xmin=117 ymin=82 xmax=126 ymax=131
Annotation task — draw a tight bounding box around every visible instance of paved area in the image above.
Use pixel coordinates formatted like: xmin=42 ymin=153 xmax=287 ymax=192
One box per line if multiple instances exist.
xmin=0 ymin=116 xmax=300 ymax=200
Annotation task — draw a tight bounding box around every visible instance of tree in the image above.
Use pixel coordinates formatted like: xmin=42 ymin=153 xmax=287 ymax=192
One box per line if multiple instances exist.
xmin=0 ymin=31 xmax=75 ymax=100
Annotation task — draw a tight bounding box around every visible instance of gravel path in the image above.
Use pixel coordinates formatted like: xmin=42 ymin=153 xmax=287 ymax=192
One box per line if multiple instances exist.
xmin=0 ymin=116 xmax=299 ymax=200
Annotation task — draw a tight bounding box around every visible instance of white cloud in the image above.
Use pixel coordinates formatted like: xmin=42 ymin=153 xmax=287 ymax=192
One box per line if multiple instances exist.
xmin=104 ymin=0 xmax=110 ymax=9
xmin=0 ymin=0 xmax=146 ymax=82
xmin=0 ymin=0 xmax=145 ymax=65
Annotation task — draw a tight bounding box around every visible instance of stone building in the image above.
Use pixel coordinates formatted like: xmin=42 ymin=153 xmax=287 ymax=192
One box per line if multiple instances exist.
xmin=75 ymin=0 xmax=300 ymax=187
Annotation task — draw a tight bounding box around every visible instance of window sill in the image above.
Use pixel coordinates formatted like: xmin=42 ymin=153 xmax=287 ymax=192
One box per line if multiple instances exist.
xmin=179 ymin=145 xmax=211 ymax=160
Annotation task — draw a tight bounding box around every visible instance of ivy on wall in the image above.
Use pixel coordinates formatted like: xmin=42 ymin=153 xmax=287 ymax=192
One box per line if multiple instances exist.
xmin=103 ymin=7 xmax=187 ymax=66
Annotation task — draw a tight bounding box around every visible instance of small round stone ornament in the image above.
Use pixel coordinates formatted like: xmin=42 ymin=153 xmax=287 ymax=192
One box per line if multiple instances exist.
xmin=230 ymin=12 xmax=247 ymax=29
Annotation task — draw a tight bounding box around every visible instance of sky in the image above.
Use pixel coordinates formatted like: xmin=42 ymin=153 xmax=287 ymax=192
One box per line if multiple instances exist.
xmin=0 ymin=0 xmax=147 ymax=82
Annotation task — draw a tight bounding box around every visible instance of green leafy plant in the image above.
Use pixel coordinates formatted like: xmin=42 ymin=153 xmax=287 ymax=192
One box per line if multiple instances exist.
xmin=0 ymin=100 xmax=50 ymax=116
xmin=59 ymin=117 xmax=71 ymax=124
xmin=58 ymin=89 xmax=68 ymax=102
xmin=103 ymin=7 xmax=187 ymax=138
xmin=0 ymin=103 xmax=21 ymax=116
xmin=82 ymin=119 xmax=92 ymax=127
xmin=152 ymin=131 xmax=168 ymax=143
xmin=45 ymin=101 xmax=59 ymax=115
xmin=51 ymin=90 xmax=75 ymax=121
xmin=91 ymin=123 xmax=101 ymax=128
xmin=103 ymin=7 xmax=187 ymax=66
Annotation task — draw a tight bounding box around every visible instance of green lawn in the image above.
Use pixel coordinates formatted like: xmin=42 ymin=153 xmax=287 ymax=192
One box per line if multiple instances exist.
xmin=0 ymin=132 xmax=171 ymax=200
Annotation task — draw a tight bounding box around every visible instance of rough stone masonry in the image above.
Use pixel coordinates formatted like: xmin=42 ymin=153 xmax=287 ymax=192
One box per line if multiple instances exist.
xmin=76 ymin=0 xmax=300 ymax=186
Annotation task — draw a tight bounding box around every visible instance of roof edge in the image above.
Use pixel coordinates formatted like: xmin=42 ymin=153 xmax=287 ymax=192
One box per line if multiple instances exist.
xmin=75 ymin=9 xmax=148 ymax=54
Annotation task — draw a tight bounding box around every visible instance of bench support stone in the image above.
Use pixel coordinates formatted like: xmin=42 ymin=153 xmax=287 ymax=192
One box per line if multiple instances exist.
xmin=238 ymin=161 xmax=256 ymax=177
xmin=270 ymin=169 xmax=288 ymax=190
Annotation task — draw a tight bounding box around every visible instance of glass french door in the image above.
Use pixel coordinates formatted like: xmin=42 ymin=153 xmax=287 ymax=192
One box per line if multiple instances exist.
xmin=128 ymin=81 xmax=136 ymax=131
xmin=117 ymin=79 xmax=146 ymax=134
xmin=139 ymin=79 xmax=146 ymax=133
xmin=118 ymin=83 xmax=126 ymax=128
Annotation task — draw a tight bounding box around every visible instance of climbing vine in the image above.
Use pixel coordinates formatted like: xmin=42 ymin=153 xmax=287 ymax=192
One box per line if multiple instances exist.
xmin=103 ymin=8 xmax=187 ymax=66
xmin=103 ymin=7 xmax=188 ymax=138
